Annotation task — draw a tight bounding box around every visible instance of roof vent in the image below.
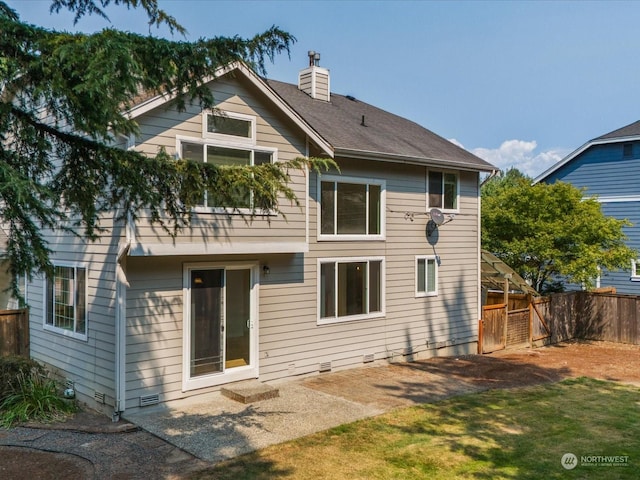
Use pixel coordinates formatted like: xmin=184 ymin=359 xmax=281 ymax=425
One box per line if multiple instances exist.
xmin=298 ymin=51 xmax=330 ymax=102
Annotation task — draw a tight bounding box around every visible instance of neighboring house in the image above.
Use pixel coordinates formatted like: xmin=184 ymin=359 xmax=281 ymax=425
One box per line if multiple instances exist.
xmin=25 ymin=55 xmax=494 ymax=418
xmin=534 ymin=120 xmax=640 ymax=293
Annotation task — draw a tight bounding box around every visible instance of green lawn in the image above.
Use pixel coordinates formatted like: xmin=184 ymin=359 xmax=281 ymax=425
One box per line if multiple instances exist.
xmin=189 ymin=378 xmax=640 ymax=479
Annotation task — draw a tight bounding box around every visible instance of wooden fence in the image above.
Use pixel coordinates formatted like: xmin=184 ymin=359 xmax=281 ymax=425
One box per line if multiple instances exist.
xmin=480 ymin=291 xmax=640 ymax=353
xmin=536 ymin=291 xmax=640 ymax=346
xmin=0 ymin=308 xmax=29 ymax=357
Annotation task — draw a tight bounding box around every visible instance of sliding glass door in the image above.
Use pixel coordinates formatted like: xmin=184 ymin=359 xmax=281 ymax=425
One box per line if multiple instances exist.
xmin=184 ymin=264 xmax=257 ymax=390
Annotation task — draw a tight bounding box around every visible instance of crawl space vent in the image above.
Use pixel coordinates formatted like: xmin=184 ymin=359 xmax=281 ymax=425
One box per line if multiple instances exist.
xmin=139 ymin=393 xmax=160 ymax=407
xmin=319 ymin=361 xmax=332 ymax=373
xmin=363 ymin=353 xmax=375 ymax=363
xmin=94 ymin=391 xmax=105 ymax=404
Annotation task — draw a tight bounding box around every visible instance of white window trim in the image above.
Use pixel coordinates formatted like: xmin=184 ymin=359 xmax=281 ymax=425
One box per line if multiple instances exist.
xmin=415 ymin=255 xmax=438 ymax=297
xmin=43 ymin=262 xmax=88 ymax=341
xmin=202 ymin=110 xmax=256 ymax=145
xmin=317 ymin=256 xmax=385 ymax=325
xmin=631 ymin=259 xmax=640 ymax=281
xmin=426 ymin=169 xmax=460 ymax=213
xmin=176 ymin=135 xmax=278 ymax=215
xmin=317 ymin=174 xmax=386 ymax=241
xmin=182 ymin=262 xmax=259 ymax=392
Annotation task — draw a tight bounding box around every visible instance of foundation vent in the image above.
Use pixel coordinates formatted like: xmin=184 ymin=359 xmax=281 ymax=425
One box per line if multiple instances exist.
xmin=363 ymin=353 xmax=375 ymax=363
xmin=94 ymin=391 xmax=105 ymax=404
xmin=139 ymin=393 xmax=160 ymax=407
xmin=319 ymin=361 xmax=332 ymax=373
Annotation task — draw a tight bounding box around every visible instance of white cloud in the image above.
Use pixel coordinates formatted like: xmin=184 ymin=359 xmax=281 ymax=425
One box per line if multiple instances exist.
xmin=450 ymin=138 xmax=571 ymax=178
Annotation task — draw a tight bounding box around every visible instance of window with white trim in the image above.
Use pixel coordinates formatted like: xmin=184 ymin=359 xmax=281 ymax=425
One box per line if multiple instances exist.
xmin=203 ymin=111 xmax=256 ymax=144
xmin=319 ymin=175 xmax=384 ymax=239
xmin=319 ymin=258 xmax=384 ymax=324
xmin=416 ymin=256 xmax=438 ymax=297
xmin=632 ymin=259 xmax=640 ymax=281
xmin=45 ymin=265 xmax=87 ymax=339
xmin=179 ymin=138 xmax=275 ymax=209
xmin=428 ymin=170 xmax=458 ymax=211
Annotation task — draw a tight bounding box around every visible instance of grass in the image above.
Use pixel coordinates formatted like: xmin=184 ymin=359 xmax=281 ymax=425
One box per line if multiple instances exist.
xmin=189 ymin=378 xmax=640 ymax=479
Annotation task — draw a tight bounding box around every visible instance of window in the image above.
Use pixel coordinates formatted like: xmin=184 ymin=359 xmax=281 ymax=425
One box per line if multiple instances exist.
xmin=179 ymin=139 xmax=274 ymax=209
xmin=45 ymin=265 xmax=87 ymax=339
xmin=203 ymin=111 xmax=255 ymax=143
xmin=318 ymin=258 xmax=384 ymax=324
xmin=623 ymin=143 xmax=633 ymax=159
xmin=416 ymin=256 xmax=438 ymax=297
xmin=631 ymin=259 xmax=640 ymax=281
xmin=319 ymin=175 xmax=384 ymax=239
xmin=428 ymin=171 xmax=458 ymax=211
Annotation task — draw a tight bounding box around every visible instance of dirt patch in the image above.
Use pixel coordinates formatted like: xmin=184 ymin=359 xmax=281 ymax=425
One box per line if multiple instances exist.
xmin=2 ymin=340 xmax=639 ymax=479
xmin=303 ymin=340 xmax=640 ymax=410
xmin=0 ymin=446 xmax=94 ymax=479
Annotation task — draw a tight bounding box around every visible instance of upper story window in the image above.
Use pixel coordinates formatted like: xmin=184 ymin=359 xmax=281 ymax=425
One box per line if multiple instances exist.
xmin=623 ymin=143 xmax=633 ymax=159
xmin=178 ymin=136 xmax=276 ymax=210
xmin=428 ymin=170 xmax=458 ymax=211
xmin=319 ymin=175 xmax=385 ymax=240
xmin=416 ymin=255 xmax=438 ymax=297
xmin=203 ymin=111 xmax=255 ymax=144
xmin=44 ymin=264 xmax=87 ymax=340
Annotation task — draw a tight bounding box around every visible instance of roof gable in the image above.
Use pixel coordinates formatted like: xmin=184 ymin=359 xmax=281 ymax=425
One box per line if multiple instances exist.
xmin=125 ymin=62 xmax=334 ymax=157
xmin=535 ymin=119 xmax=640 ymax=183
xmin=126 ymin=62 xmax=494 ymax=172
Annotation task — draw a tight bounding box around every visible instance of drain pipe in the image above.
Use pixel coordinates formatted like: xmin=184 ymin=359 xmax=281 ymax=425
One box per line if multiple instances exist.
xmin=113 ymin=213 xmax=133 ymax=422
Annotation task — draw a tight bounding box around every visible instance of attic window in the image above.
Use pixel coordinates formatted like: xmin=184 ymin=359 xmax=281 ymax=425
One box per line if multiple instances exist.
xmin=623 ymin=143 xmax=633 ymax=158
xmin=203 ymin=111 xmax=255 ymax=144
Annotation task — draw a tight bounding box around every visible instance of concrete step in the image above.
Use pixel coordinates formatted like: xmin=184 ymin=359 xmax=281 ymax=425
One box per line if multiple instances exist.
xmin=220 ymin=379 xmax=279 ymax=404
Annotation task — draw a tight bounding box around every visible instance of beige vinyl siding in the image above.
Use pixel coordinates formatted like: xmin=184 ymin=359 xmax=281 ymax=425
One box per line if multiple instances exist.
xmin=131 ymin=75 xmax=308 ymax=251
xmin=123 ymin=156 xmax=481 ymax=410
xmin=120 ymin=73 xmax=482 ymax=410
xmin=307 ymin=159 xmax=479 ymax=362
xmin=27 ymin=214 xmax=124 ymax=413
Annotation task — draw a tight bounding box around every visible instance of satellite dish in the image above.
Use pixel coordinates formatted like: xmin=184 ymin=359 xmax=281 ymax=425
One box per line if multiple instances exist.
xmin=430 ymin=208 xmax=445 ymax=226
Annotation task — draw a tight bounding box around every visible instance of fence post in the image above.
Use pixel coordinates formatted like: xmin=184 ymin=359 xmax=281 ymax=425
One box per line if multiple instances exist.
xmin=528 ymin=300 xmax=533 ymax=348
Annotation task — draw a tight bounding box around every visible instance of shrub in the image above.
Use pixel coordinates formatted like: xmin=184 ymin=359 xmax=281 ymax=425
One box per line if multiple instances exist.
xmin=0 ymin=356 xmax=45 ymax=402
xmin=0 ymin=357 xmax=77 ymax=428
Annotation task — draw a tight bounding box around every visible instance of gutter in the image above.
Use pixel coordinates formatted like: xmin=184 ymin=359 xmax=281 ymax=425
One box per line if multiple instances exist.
xmin=334 ymin=147 xmax=496 ymax=173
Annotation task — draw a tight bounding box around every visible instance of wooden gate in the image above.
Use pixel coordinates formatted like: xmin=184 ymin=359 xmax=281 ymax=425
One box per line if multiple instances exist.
xmin=480 ymin=304 xmax=507 ymax=353
xmin=480 ymin=300 xmax=550 ymax=354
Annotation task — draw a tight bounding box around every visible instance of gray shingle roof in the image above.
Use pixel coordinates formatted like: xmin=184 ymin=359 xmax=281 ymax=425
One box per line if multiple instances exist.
xmin=593 ymin=119 xmax=640 ymax=141
xmin=266 ymin=79 xmax=494 ymax=172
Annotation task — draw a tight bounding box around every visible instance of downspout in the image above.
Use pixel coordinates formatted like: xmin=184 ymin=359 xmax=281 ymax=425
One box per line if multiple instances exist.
xmin=305 ymin=136 xmax=310 ymax=246
xmin=477 ymin=172 xmax=485 ymax=350
xmin=113 ymin=213 xmax=132 ymax=422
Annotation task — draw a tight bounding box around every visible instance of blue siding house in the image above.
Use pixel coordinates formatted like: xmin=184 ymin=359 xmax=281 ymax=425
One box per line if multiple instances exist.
xmin=534 ymin=120 xmax=640 ymax=293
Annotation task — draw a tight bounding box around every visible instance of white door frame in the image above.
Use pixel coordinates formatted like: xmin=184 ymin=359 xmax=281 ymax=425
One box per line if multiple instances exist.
xmin=182 ymin=261 xmax=259 ymax=392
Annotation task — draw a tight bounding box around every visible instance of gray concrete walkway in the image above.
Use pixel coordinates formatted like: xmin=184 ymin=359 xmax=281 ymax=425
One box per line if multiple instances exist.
xmin=124 ymin=381 xmax=384 ymax=463
xmin=123 ymin=360 xmax=485 ymax=464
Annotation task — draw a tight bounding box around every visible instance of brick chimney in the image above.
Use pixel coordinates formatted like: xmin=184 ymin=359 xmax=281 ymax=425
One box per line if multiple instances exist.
xmin=298 ymin=51 xmax=330 ymax=102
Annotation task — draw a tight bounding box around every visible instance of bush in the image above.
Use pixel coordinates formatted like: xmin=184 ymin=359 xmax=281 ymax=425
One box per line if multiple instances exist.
xmin=0 ymin=356 xmax=77 ymax=428
xmin=0 ymin=356 xmax=45 ymax=402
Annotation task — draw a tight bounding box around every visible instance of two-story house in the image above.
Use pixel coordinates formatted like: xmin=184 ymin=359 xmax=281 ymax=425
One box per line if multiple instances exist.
xmin=24 ymin=56 xmax=494 ymax=418
xmin=534 ymin=120 xmax=640 ymax=293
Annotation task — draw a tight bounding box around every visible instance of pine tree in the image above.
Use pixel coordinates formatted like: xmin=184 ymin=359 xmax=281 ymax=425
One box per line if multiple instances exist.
xmin=0 ymin=0 xmax=332 ymax=298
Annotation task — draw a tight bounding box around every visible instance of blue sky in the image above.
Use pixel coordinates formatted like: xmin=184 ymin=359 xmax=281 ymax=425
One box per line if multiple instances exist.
xmin=11 ymin=0 xmax=640 ymax=176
